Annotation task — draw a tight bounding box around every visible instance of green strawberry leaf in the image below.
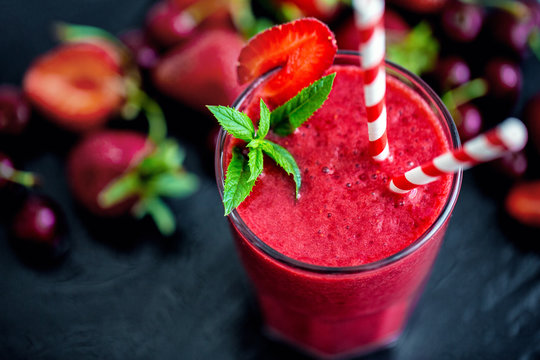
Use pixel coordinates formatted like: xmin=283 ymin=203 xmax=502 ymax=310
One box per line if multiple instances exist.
xmin=138 ymin=140 xmax=185 ymax=175
xmin=270 ymin=73 xmax=335 ymax=136
xmin=257 ymin=99 xmax=271 ymax=139
xmin=247 ymin=147 xmax=264 ymax=183
xmin=259 ymin=140 xmax=301 ymax=198
xmin=387 ymin=21 xmax=439 ymax=76
xmin=133 ymin=197 xmax=176 ymax=236
xmin=98 ymin=172 xmax=141 ymax=208
xmin=207 ymin=105 xmax=255 ymax=142
xmin=223 ymin=147 xmax=257 ymax=215
xmin=147 ymin=172 xmax=199 ymax=198
xmin=55 ymin=22 xmax=122 ymax=47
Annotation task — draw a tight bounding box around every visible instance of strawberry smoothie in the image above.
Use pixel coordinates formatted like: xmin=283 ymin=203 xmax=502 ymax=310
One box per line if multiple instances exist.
xmin=216 ymin=53 xmax=461 ymax=358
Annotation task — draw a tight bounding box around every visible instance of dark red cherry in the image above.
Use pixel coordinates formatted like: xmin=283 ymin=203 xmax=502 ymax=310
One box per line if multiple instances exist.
xmin=146 ymin=1 xmax=197 ymax=47
xmin=484 ymin=58 xmax=522 ymax=100
xmin=442 ymin=1 xmax=484 ymax=42
xmin=524 ymin=92 xmax=540 ymax=154
xmin=456 ymin=103 xmax=482 ymax=141
xmin=0 ymin=85 xmax=30 ymax=135
xmin=435 ymin=57 xmax=471 ymax=91
xmin=0 ymin=152 xmax=15 ymax=188
xmin=11 ymin=194 xmax=69 ymax=264
xmin=493 ymin=151 xmax=527 ymax=179
xmin=489 ymin=8 xmax=536 ymax=56
xmin=12 ymin=195 xmax=62 ymax=245
xmin=120 ymin=29 xmax=160 ymax=69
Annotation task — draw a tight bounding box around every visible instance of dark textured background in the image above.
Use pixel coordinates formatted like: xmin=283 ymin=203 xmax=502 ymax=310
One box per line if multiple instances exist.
xmin=1 ymin=1 xmax=540 ymax=359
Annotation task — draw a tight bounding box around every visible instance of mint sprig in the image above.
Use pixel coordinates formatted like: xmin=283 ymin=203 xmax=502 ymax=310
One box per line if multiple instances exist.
xmin=271 ymin=73 xmax=335 ymax=136
xmin=209 ymin=75 xmax=335 ymax=215
xmin=222 ymin=147 xmax=258 ymax=215
xmin=209 ymin=99 xmax=301 ymax=215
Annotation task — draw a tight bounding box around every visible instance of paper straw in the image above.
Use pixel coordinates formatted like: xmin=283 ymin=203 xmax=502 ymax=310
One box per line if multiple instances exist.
xmin=353 ymin=0 xmax=389 ymax=161
xmin=389 ymin=118 xmax=528 ymax=194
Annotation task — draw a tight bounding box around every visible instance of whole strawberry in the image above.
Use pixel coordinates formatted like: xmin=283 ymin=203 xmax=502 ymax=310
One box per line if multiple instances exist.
xmin=67 ymin=130 xmax=150 ymax=216
xmin=152 ymin=28 xmax=245 ymax=111
xmin=67 ymin=130 xmax=198 ymax=235
xmin=23 ymin=42 xmax=125 ymax=132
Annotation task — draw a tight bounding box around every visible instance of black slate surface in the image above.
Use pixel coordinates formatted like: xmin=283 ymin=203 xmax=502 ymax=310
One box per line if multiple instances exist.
xmin=1 ymin=1 xmax=540 ymax=359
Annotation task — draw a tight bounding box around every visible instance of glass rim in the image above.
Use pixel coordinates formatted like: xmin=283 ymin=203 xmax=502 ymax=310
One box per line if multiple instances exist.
xmin=215 ymin=50 xmax=463 ymax=274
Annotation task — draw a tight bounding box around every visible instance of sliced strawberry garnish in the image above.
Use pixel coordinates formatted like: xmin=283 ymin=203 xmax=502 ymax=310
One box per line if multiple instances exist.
xmin=23 ymin=42 xmax=124 ymax=132
xmin=506 ymin=181 xmax=540 ymax=227
xmin=237 ymin=18 xmax=337 ymax=107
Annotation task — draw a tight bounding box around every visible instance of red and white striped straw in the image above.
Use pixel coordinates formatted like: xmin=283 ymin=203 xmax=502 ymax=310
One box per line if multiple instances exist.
xmin=353 ymin=0 xmax=389 ymax=162
xmin=389 ymin=118 xmax=528 ymax=194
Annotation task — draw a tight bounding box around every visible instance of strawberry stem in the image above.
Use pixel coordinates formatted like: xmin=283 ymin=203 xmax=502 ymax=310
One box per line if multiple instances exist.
xmin=122 ymin=79 xmax=167 ymax=144
xmin=142 ymin=96 xmax=167 ymax=145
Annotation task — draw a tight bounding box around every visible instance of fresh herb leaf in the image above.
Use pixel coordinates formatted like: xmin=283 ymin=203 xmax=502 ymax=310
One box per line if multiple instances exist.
xmin=257 ymin=99 xmax=271 ymax=139
xmin=223 ymin=147 xmax=257 ymax=215
xmin=98 ymin=172 xmax=141 ymax=208
xmin=207 ymin=105 xmax=255 ymax=141
xmin=210 ymin=74 xmax=336 ymax=211
xmin=270 ymin=73 xmax=336 ymax=136
xmin=259 ymin=140 xmax=301 ymax=198
xmin=247 ymin=147 xmax=264 ymax=183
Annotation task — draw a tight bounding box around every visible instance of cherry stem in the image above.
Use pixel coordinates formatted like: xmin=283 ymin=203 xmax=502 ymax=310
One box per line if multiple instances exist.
xmin=442 ymin=78 xmax=488 ymax=111
xmin=529 ymin=29 xmax=540 ymax=62
xmin=0 ymin=163 xmax=38 ymax=187
xmin=461 ymin=0 xmax=529 ymax=18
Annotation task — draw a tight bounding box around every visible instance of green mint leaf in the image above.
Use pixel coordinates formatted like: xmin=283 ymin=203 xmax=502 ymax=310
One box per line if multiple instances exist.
xmin=270 ymin=73 xmax=336 ymax=136
xmin=98 ymin=172 xmax=141 ymax=208
xmin=207 ymin=105 xmax=255 ymax=142
xmin=257 ymin=99 xmax=271 ymax=139
xmin=259 ymin=140 xmax=301 ymax=198
xmin=387 ymin=21 xmax=439 ymax=76
xmin=247 ymin=147 xmax=264 ymax=183
xmin=223 ymin=147 xmax=257 ymax=215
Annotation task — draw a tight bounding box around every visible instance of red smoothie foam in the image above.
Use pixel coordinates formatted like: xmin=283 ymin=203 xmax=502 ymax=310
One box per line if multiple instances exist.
xmin=219 ymin=59 xmax=460 ymax=357
xmin=237 ymin=64 xmax=452 ymax=267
